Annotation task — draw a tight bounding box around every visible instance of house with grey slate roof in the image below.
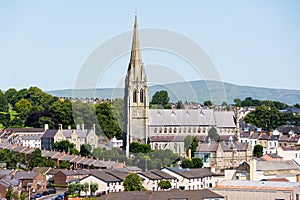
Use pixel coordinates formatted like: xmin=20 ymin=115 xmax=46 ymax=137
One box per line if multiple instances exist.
xmin=41 ymin=124 xmax=99 ymax=151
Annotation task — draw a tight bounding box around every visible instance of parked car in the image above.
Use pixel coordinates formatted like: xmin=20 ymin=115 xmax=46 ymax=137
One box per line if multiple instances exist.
xmin=42 ymin=191 xmax=50 ymax=196
xmin=54 ymin=195 xmax=64 ymax=200
xmin=35 ymin=193 xmax=42 ymax=198
xmin=49 ymin=188 xmax=56 ymax=194
xmin=30 ymin=197 xmax=35 ymax=200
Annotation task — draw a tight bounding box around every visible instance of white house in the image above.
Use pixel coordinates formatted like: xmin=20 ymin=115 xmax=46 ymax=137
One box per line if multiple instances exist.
xmin=108 ymin=137 xmax=123 ymax=148
xmin=161 ymin=167 xmax=216 ymax=190
xmin=79 ymin=173 xmax=123 ymax=196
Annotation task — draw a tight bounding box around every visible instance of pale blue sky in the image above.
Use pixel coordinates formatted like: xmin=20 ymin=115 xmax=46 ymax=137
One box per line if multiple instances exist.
xmin=1 ymin=0 xmax=300 ymax=91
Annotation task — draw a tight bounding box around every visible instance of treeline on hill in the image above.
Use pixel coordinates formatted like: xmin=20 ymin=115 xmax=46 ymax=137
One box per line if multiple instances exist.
xmin=0 ymin=87 xmax=124 ymax=139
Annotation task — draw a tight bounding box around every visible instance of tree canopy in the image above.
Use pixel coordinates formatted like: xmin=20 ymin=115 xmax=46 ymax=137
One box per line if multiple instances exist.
xmin=158 ymin=180 xmax=172 ymax=190
xmin=123 ymin=173 xmax=144 ymax=191
xmin=253 ymin=144 xmax=263 ymax=158
xmin=151 ymin=90 xmax=170 ymax=107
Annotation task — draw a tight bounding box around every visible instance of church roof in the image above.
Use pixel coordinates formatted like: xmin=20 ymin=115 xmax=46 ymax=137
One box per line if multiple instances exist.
xmin=148 ymin=109 xmax=236 ymax=128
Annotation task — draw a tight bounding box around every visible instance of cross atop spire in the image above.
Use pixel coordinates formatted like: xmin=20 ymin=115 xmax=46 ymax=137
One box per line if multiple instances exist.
xmin=129 ymin=15 xmax=142 ymax=68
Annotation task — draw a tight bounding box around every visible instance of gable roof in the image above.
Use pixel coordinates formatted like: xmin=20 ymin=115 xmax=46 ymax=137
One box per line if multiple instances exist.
xmin=42 ymin=130 xmax=58 ymax=138
xmin=14 ymin=171 xmax=39 ymax=180
xmin=256 ymin=160 xmax=300 ymax=171
xmin=97 ymin=189 xmax=224 ymax=200
xmin=165 ymin=167 xmax=214 ymax=179
xmin=149 ymin=109 xmax=236 ymax=128
xmin=196 ymin=142 xmax=218 ymax=152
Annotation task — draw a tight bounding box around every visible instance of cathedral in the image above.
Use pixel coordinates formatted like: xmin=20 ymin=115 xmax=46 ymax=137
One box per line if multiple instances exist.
xmin=124 ymin=16 xmax=237 ymax=157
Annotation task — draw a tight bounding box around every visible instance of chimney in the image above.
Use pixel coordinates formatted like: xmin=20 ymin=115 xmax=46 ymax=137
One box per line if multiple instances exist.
xmin=81 ymin=124 xmax=84 ymax=131
xmin=44 ymin=124 xmax=49 ymax=130
xmin=68 ymin=125 xmax=71 ymax=130
xmin=250 ymin=159 xmax=256 ymax=181
xmin=59 ymin=124 xmax=63 ymax=130
xmin=93 ymin=124 xmax=96 ymax=132
xmin=76 ymin=124 xmax=80 ymax=130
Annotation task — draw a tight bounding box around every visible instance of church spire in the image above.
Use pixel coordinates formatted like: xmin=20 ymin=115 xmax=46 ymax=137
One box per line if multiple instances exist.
xmin=129 ymin=15 xmax=142 ymax=68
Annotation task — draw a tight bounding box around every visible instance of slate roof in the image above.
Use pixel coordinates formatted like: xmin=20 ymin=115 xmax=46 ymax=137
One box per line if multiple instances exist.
xmin=268 ymin=135 xmax=279 ymax=141
xmin=14 ymin=171 xmax=39 ymax=180
xmin=88 ymin=172 xmax=121 ymax=182
xmin=276 ymin=125 xmax=300 ymax=135
xmin=249 ymin=132 xmax=260 ymax=139
xmin=59 ymin=154 xmax=78 ymax=161
xmin=138 ymin=171 xmax=162 ymax=180
xmin=5 ymin=128 xmax=45 ymax=133
xmin=42 ymin=130 xmax=58 ymax=138
xmin=256 ymin=160 xmax=300 ymax=171
xmin=215 ymin=180 xmax=300 ymax=191
xmin=20 ymin=135 xmax=42 ymax=140
xmin=165 ymin=167 xmax=214 ymax=179
xmin=220 ymin=141 xmax=248 ymax=152
xmin=265 ymin=153 xmax=283 ymax=159
xmin=239 ymin=132 xmax=250 ymax=138
xmin=151 ymin=170 xmax=176 ymax=180
xmin=104 ymin=169 xmax=129 ymax=181
xmin=280 ymin=107 xmax=300 ymax=114
xmin=32 ymin=167 xmax=52 ymax=174
xmin=149 ymin=135 xmax=206 ymax=142
xmin=258 ymin=134 xmax=269 ymax=140
xmin=149 ymin=109 xmax=236 ymax=128
xmin=0 ymin=175 xmax=20 ymax=188
xmin=98 ymin=189 xmax=224 ymax=200
xmin=196 ymin=142 xmax=219 ymax=152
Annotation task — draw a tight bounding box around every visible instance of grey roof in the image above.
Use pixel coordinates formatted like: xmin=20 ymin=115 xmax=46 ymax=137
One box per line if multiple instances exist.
xmin=149 ymin=134 xmax=206 ymax=142
xmin=88 ymin=172 xmax=121 ymax=182
xmin=216 ymin=180 xmax=300 ymax=190
xmin=59 ymin=155 xmax=78 ymax=161
xmin=76 ymin=130 xmax=89 ymax=138
xmin=97 ymin=189 xmax=224 ymax=200
xmin=165 ymin=167 xmax=214 ymax=179
xmin=151 ymin=170 xmax=176 ymax=179
xmin=268 ymin=135 xmax=279 ymax=141
xmin=239 ymin=132 xmax=250 ymax=138
xmin=14 ymin=171 xmax=39 ymax=180
xmin=21 ymin=135 xmax=42 ymax=140
xmin=42 ymin=130 xmax=58 ymax=138
xmin=0 ymin=170 xmax=12 ymax=176
xmin=276 ymin=125 xmax=300 ymax=134
xmin=0 ymin=175 xmax=20 ymax=188
xmin=220 ymin=141 xmax=248 ymax=152
xmin=249 ymin=132 xmax=260 ymax=139
xmin=149 ymin=109 xmax=236 ymax=128
xmin=6 ymin=128 xmax=44 ymax=133
xmin=104 ymin=169 xmax=129 ymax=181
xmin=265 ymin=153 xmax=283 ymax=159
xmin=138 ymin=171 xmax=162 ymax=180
xmin=256 ymin=160 xmax=300 ymax=171
xmin=196 ymin=142 xmax=219 ymax=152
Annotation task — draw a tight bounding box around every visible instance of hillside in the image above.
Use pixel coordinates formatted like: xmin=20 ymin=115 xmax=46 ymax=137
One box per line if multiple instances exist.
xmin=47 ymin=80 xmax=300 ymax=105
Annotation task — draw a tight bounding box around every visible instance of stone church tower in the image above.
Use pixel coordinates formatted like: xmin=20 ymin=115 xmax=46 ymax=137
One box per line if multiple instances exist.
xmin=124 ymin=16 xmax=149 ymax=157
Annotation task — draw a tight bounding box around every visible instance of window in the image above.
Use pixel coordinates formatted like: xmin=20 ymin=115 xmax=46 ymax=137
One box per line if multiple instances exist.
xmin=140 ymin=89 xmax=144 ymax=103
xmin=133 ymin=89 xmax=137 ymax=103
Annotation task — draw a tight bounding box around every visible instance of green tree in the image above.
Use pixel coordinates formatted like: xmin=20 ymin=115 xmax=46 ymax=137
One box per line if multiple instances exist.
xmin=181 ymin=158 xmax=193 ymax=168
xmin=253 ymin=144 xmax=263 ymax=158
xmin=129 ymin=142 xmax=152 ymax=153
xmin=5 ymin=186 xmax=13 ymax=200
xmin=90 ymin=183 xmax=99 ymax=196
xmin=73 ymin=100 xmax=97 ymax=132
xmin=192 ymin=157 xmax=203 ymax=168
xmin=158 ymin=180 xmax=172 ymax=190
xmin=81 ymin=182 xmax=89 ymax=197
xmin=123 ymin=173 xmax=143 ymax=191
xmin=244 ymin=105 xmax=281 ymax=132
xmin=68 ymin=182 xmax=77 ymax=194
xmin=20 ymin=192 xmax=26 ymax=200
xmin=151 ymin=90 xmax=170 ymax=106
xmin=59 ymin=161 xmax=71 ymax=169
xmin=10 ymin=88 xmax=27 ymax=107
xmin=15 ymin=98 xmax=33 ymax=119
xmin=184 ymin=135 xmax=194 ymax=151
xmin=176 ymin=100 xmax=184 ymax=109
xmin=28 ymin=149 xmax=44 ymax=169
xmin=207 ymin=127 xmax=220 ymax=142
xmin=80 ymin=144 xmax=92 ymax=157
xmin=50 ymin=100 xmax=74 ymax=128
xmin=4 ymin=88 xmax=17 ymax=105
xmin=203 ymin=100 xmax=213 ymax=107
xmin=96 ymin=102 xmax=122 ymax=139
xmin=0 ymin=90 xmax=8 ymax=112
xmin=54 ymin=140 xmax=76 ymax=154
xmin=234 ymin=98 xmax=241 ymax=107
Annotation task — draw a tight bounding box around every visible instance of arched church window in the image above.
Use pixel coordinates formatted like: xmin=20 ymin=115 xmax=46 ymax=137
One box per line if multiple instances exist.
xmin=140 ymin=89 xmax=144 ymax=103
xmin=169 ymin=128 xmax=172 ymax=133
xmin=164 ymin=127 xmax=167 ymax=133
xmin=174 ymin=128 xmax=177 ymax=133
xmin=133 ymin=89 xmax=137 ymax=103
xmin=154 ymin=128 xmax=157 ymax=133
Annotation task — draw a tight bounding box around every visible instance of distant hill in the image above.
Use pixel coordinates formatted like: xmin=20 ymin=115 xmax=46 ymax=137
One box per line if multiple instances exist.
xmin=47 ymin=80 xmax=300 ymax=105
